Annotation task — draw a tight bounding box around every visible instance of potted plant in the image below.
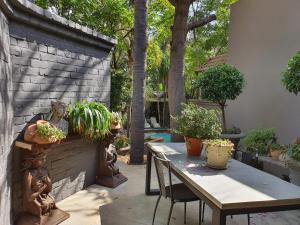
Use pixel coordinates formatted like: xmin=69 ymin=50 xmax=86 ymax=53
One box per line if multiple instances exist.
xmin=242 ymin=127 xmax=276 ymax=156
xmin=269 ymin=143 xmax=286 ymax=161
xmin=172 ymin=103 xmax=222 ymax=156
xmin=24 ymin=120 xmax=66 ymax=144
xmin=286 ymin=140 xmax=300 ymax=186
xmin=197 ymin=64 xmax=246 ymax=144
xmin=111 ymin=111 xmax=122 ymax=130
xmin=67 ymin=101 xmax=111 ymax=139
xmin=204 ymin=139 xmax=234 ymax=169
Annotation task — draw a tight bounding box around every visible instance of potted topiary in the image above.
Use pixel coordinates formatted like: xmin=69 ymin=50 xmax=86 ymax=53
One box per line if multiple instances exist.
xmin=197 ymin=64 xmax=246 ymax=147
xmin=286 ymin=139 xmax=300 ymax=186
xmin=172 ymin=103 xmax=222 ymax=156
xmin=204 ymin=139 xmax=234 ymax=169
xmin=269 ymin=143 xmax=286 ymax=161
xmin=242 ymin=127 xmax=276 ymax=156
xmin=67 ymin=101 xmax=111 ymax=140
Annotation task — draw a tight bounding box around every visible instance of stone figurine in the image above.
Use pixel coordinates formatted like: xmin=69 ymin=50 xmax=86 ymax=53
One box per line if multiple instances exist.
xmin=46 ymin=100 xmax=69 ymax=136
xmin=22 ymin=151 xmax=56 ymax=218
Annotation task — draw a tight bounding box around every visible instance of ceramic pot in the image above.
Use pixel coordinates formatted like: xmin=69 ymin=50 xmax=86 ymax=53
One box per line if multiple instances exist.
xmin=270 ymin=149 xmax=282 ymax=161
xmin=206 ymin=144 xmax=234 ymax=169
xmin=184 ymin=137 xmax=203 ymax=156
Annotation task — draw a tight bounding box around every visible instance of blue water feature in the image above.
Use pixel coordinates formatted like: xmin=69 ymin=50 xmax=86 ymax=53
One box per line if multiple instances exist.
xmin=148 ymin=132 xmax=171 ymax=142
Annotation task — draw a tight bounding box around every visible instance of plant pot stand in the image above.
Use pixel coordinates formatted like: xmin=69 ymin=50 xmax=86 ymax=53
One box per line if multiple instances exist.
xmin=16 ymin=209 xmax=70 ymax=225
xmin=96 ymin=130 xmax=128 ymax=188
xmin=15 ymin=141 xmax=70 ymax=225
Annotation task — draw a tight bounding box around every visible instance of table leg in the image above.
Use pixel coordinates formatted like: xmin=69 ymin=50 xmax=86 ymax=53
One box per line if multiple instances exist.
xmin=145 ymin=147 xmax=160 ymax=195
xmin=212 ymin=208 xmax=226 ymax=225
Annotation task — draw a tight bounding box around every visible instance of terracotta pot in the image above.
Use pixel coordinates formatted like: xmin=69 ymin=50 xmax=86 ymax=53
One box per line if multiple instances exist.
xmin=270 ymin=149 xmax=282 ymax=161
xmin=206 ymin=144 xmax=234 ymax=169
xmin=111 ymin=122 xmax=122 ymax=130
xmin=184 ymin=137 xmax=203 ymax=156
xmin=24 ymin=120 xmax=57 ymax=144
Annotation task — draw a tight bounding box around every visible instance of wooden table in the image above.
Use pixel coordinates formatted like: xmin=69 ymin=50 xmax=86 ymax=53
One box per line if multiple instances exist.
xmin=145 ymin=143 xmax=300 ymax=225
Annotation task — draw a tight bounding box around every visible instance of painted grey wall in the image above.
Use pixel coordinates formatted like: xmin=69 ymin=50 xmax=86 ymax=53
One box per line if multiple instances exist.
xmin=0 ymin=0 xmax=116 ymax=223
xmin=227 ymin=0 xmax=300 ymax=144
xmin=0 ymin=8 xmax=13 ymax=225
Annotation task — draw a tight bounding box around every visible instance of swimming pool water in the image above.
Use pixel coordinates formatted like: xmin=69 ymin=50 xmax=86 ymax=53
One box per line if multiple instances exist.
xmin=146 ymin=132 xmax=171 ymax=142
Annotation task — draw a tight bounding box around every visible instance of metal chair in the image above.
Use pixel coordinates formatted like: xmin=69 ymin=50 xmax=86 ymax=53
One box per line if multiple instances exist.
xmin=152 ymin=155 xmax=202 ymax=225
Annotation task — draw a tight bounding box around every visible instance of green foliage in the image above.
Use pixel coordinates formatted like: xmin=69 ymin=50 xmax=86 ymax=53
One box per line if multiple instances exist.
xmin=288 ymin=143 xmax=300 ymax=162
xmin=242 ymin=128 xmax=276 ymax=155
xmin=224 ymin=126 xmax=241 ymax=134
xmin=67 ymin=101 xmax=111 ymax=139
xmin=114 ymin=134 xmax=130 ymax=150
xmin=172 ymin=103 xmax=222 ymax=139
xmin=36 ymin=123 xmax=66 ymax=141
xmin=111 ymin=111 xmax=122 ymax=125
xmin=204 ymin=139 xmax=233 ymax=146
xmin=270 ymin=143 xmax=286 ymax=152
xmin=197 ymin=64 xmax=245 ymax=104
xmin=111 ymin=70 xmax=132 ymax=112
xmin=282 ymin=50 xmax=300 ymax=95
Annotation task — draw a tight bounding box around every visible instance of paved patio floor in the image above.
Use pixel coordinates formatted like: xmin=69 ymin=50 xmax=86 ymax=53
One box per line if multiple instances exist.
xmin=57 ymin=161 xmax=300 ymax=225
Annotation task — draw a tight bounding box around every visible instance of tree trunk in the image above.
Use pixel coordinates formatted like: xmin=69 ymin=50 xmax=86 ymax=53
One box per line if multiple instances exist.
xmin=220 ymin=103 xmax=227 ymax=132
xmin=168 ymin=1 xmax=190 ymax=142
xmin=130 ymin=0 xmax=148 ymax=164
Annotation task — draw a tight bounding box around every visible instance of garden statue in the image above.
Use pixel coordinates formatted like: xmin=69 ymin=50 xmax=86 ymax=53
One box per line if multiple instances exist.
xmin=97 ymin=130 xmax=128 ymax=188
xmin=22 ymin=151 xmax=56 ymax=217
xmin=47 ymin=100 xmax=68 ymax=136
xmin=17 ymin=151 xmax=69 ymax=225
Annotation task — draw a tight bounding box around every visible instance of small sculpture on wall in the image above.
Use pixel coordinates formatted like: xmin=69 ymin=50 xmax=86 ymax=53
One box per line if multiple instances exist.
xmin=22 ymin=151 xmax=56 ymax=217
xmin=97 ymin=130 xmax=128 ymax=188
xmin=17 ymin=150 xmax=69 ymax=225
xmin=46 ymin=101 xmax=69 ymax=136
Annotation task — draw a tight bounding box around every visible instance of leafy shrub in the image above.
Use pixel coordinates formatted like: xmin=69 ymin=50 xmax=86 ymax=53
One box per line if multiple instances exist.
xmin=68 ymin=101 xmax=111 ymax=139
xmin=282 ymin=50 xmax=300 ymax=95
xmin=111 ymin=111 xmax=122 ymax=125
xmin=111 ymin=70 xmax=132 ymax=113
xmin=197 ymin=64 xmax=245 ymax=131
xmin=242 ymin=128 xmax=276 ymax=155
xmin=270 ymin=143 xmax=286 ymax=152
xmin=204 ymin=139 xmax=233 ymax=146
xmin=114 ymin=135 xmax=130 ymax=150
xmin=36 ymin=123 xmax=66 ymax=142
xmin=287 ymin=142 xmax=300 ymax=162
xmin=172 ymin=103 xmax=222 ymax=139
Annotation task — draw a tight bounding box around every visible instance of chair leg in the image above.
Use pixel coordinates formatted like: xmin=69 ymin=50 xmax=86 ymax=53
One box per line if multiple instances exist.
xmin=247 ymin=214 xmax=250 ymax=225
xmin=199 ymin=200 xmax=202 ymax=225
xmin=152 ymin=195 xmax=161 ymax=225
xmin=167 ymin=202 xmax=174 ymax=225
xmin=184 ymin=202 xmax=187 ymax=224
xmin=202 ymin=202 xmax=205 ymax=222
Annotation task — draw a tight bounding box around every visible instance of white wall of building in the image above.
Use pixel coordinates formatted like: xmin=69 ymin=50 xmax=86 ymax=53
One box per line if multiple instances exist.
xmin=227 ymin=0 xmax=300 ymax=143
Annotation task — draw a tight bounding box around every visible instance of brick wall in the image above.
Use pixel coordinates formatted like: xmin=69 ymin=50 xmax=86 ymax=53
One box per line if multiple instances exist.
xmin=0 ymin=0 xmax=116 ymax=223
xmin=0 ymin=9 xmax=13 ymax=225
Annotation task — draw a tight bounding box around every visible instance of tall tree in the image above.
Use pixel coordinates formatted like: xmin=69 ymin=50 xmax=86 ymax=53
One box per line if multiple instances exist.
xmin=167 ymin=0 xmax=216 ymax=141
xmin=130 ymin=0 xmax=148 ymax=164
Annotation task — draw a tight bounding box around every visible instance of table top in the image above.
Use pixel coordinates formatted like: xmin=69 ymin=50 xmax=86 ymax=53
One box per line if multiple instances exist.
xmin=147 ymin=142 xmax=300 ymax=210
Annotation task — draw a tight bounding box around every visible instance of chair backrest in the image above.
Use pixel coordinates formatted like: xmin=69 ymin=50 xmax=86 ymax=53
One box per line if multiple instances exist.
xmin=241 ymin=147 xmax=259 ymax=169
xmin=153 ymin=154 xmax=173 ymax=199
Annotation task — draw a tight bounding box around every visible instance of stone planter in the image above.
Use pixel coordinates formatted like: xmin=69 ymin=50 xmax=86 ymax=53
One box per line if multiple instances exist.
xmin=206 ymin=144 xmax=234 ymax=169
xmin=184 ymin=137 xmax=203 ymax=157
xmin=288 ymin=160 xmax=300 ymax=186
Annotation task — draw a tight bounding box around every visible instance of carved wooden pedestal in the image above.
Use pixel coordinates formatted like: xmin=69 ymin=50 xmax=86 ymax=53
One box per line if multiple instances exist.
xmin=96 ymin=130 xmax=128 ymax=188
xmin=15 ymin=141 xmax=70 ymax=225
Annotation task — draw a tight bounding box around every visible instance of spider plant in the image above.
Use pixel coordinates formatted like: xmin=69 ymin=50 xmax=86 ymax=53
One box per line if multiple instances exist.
xmin=68 ymin=101 xmax=111 ymax=139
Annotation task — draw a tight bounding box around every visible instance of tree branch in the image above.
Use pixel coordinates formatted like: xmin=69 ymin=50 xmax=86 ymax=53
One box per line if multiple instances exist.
xmin=168 ymin=0 xmax=176 ymax=6
xmin=187 ymin=14 xmax=217 ymax=31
